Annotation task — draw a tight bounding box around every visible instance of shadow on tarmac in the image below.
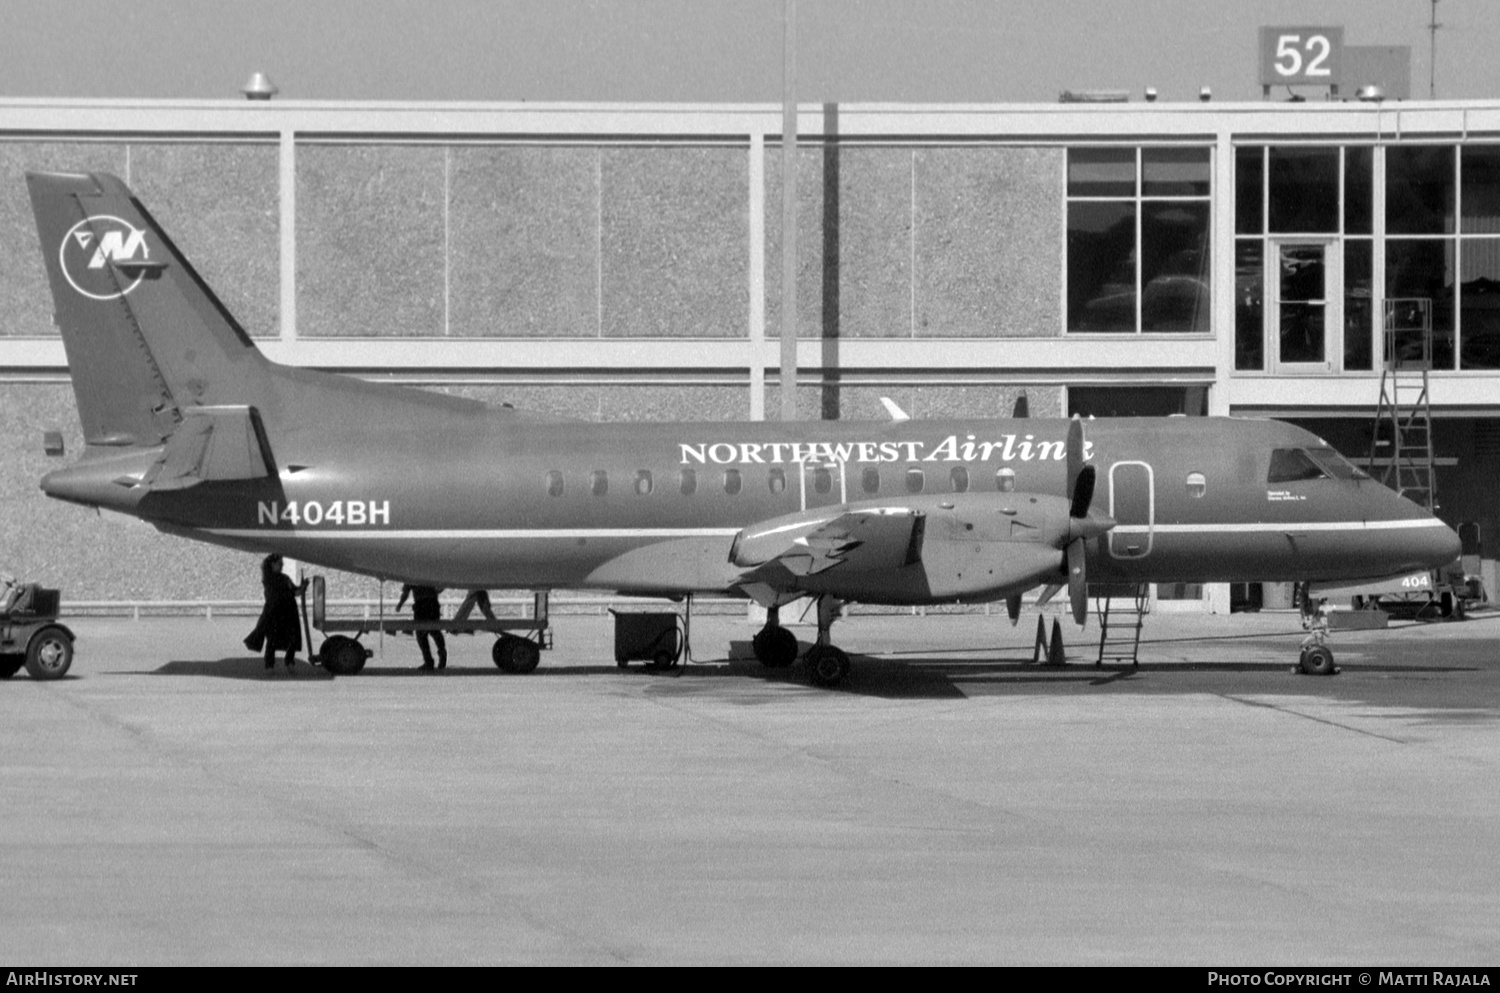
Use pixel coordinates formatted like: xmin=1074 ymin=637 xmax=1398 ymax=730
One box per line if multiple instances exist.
xmin=133 ymin=645 xmax=1493 ymax=712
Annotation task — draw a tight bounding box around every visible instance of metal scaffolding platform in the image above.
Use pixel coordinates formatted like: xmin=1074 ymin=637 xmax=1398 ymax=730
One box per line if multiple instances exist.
xmin=1368 ymin=298 xmax=1437 ymax=512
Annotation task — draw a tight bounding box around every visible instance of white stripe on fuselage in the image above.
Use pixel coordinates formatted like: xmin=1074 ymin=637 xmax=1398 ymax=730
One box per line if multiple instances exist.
xmin=201 ymin=518 xmax=1447 ymax=541
xmin=1111 ymin=519 xmax=1450 ymax=534
xmin=205 ymin=527 xmax=742 ymax=540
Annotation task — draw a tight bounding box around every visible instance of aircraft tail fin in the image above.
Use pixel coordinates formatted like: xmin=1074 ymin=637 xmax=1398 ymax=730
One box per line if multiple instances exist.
xmin=26 ymin=171 xmax=268 ymax=452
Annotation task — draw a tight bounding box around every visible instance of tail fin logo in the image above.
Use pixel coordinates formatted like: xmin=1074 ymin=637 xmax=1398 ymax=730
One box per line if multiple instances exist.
xmin=59 ymin=216 xmax=152 ymax=300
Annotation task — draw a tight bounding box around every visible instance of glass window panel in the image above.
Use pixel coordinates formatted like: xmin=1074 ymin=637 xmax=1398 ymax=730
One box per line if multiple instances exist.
xmin=905 ymin=468 xmax=925 ymax=494
xmin=1344 ymin=239 xmax=1374 ymax=371
xmin=1386 ymin=239 xmax=1456 ymax=369
xmin=861 ymin=466 xmax=880 ymax=494
xmin=679 ymin=468 xmax=697 ymax=495
xmin=1461 ymin=146 xmax=1500 ymax=234
xmin=1279 ymin=303 xmax=1325 ymax=363
xmin=1143 ymin=147 xmax=1210 ymax=197
xmin=1141 ymin=202 xmax=1210 ymax=331
xmin=1067 ymin=147 xmax=1135 ymax=197
xmin=812 ymin=467 xmax=832 ymax=495
xmin=1235 ymin=240 xmax=1264 ymax=371
xmin=546 ymin=470 xmax=564 ymax=497
xmin=1236 ymin=147 xmax=1264 ymax=235
xmin=1279 ymin=245 xmax=1325 ymax=302
xmin=723 ymin=468 xmax=742 ymax=495
xmin=995 ymin=468 xmax=1016 ymax=492
xmin=590 ymin=470 xmax=608 ymax=496
xmin=1185 ymin=472 xmax=1207 ymax=498
xmin=1269 ymin=147 xmax=1339 ymax=233
xmin=635 ymin=470 xmax=653 ymax=495
xmin=1460 ymin=238 xmax=1500 ymax=369
xmin=1268 ymin=449 xmax=1327 ymax=483
xmin=1307 ymin=448 xmax=1368 ymax=481
xmin=1387 ymin=145 xmax=1455 ymax=235
xmin=1067 ymin=201 xmax=1136 ymax=332
xmin=1345 ymin=147 xmax=1373 ymax=235
xmin=768 ymin=467 xmax=786 ymax=494
xmin=949 ymin=465 xmax=969 ymax=493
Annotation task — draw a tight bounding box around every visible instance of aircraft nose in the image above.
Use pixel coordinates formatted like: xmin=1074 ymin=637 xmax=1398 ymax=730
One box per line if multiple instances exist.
xmin=1428 ymin=520 xmax=1463 ymax=567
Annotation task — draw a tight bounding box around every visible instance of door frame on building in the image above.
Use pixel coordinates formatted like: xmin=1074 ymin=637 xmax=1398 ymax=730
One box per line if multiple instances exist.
xmin=1268 ymin=237 xmax=1342 ymax=374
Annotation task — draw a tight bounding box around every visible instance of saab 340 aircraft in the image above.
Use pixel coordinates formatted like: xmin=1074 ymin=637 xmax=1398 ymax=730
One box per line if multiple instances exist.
xmin=26 ymin=171 xmax=1461 ymax=685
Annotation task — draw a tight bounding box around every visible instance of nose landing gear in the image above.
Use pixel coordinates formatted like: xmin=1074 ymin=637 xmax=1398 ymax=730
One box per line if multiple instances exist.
xmin=1296 ymin=584 xmax=1341 ymax=676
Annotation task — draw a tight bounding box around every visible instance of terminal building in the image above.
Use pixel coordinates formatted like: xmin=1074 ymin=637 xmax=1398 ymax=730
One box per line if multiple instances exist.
xmin=1 ymin=94 xmax=1496 ymax=607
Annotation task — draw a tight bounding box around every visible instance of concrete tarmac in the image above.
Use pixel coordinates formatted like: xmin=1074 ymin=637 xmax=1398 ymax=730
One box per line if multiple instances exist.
xmin=2 ymin=607 xmax=1498 ymax=965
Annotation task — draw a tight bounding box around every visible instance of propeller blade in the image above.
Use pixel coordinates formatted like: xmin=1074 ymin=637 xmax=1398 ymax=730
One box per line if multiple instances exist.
xmin=1067 ymin=539 xmax=1088 ymax=627
xmin=1006 ymin=594 xmax=1022 ymax=625
xmin=1070 ymin=463 xmax=1096 ymax=520
xmin=1066 ymin=415 xmax=1083 ymax=499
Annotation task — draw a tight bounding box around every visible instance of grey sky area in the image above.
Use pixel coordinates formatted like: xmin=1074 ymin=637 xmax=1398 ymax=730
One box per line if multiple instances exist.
xmin=0 ymin=0 xmax=1495 ymax=104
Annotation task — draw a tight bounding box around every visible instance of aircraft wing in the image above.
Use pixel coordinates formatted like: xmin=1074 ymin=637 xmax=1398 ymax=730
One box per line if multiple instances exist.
xmin=735 ymin=507 xmax=925 ymax=584
xmin=729 ymin=493 xmax=1112 ymax=606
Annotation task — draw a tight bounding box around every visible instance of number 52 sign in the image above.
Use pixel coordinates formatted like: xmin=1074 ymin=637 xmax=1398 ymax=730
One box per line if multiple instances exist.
xmin=1259 ymin=26 xmax=1344 ymax=88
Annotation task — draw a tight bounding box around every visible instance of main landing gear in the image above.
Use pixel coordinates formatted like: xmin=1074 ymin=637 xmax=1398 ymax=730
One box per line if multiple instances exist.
xmin=751 ymin=598 xmax=851 ymax=688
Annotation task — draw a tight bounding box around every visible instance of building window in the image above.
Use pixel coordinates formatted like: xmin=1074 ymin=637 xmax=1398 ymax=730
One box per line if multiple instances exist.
xmin=590 ymin=470 xmax=608 ymax=497
xmin=1460 ymin=146 xmax=1500 ymax=369
xmin=546 ymin=470 xmax=564 ymax=498
xmin=1067 ymin=146 xmax=1211 ymax=334
xmin=1235 ymin=145 xmax=1376 ymax=372
xmin=635 ymin=470 xmax=653 ymax=495
xmin=679 ymin=468 xmax=697 ymax=495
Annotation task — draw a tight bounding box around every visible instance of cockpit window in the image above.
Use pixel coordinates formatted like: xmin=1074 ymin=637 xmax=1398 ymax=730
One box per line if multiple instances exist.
xmin=1267 ymin=448 xmax=1327 ymax=483
xmin=1305 ymin=446 xmax=1368 ymax=481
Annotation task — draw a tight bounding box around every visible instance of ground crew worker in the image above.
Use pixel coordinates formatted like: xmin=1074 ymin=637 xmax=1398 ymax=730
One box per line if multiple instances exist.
xmin=397 ymin=584 xmax=447 ymax=670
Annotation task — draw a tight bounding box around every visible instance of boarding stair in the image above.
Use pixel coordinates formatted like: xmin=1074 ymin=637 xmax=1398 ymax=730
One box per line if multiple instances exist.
xmin=1091 ymin=582 xmax=1150 ymax=666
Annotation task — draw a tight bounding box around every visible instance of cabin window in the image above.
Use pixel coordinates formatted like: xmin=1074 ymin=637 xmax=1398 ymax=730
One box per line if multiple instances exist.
xmin=861 ymin=467 xmax=880 ymax=494
xmin=1267 ymin=448 xmax=1326 ymax=483
xmin=679 ymin=468 xmax=697 ymax=495
xmin=1185 ymin=471 xmax=1207 ymax=498
xmin=905 ymin=467 xmax=925 ymax=494
xmin=546 ymin=470 xmax=564 ymax=498
xmin=635 ymin=470 xmax=653 ymax=495
xmin=950 ymin=466 xmax=970 ymax=493
xmin=996 ymin=467 xmax=1016 ymax=492
xmin=590 ymin=470 xmax=609 ymax=496
xmin=812 ymin=467 xmax=832 ymax=495
xmin=768 ymin=467 xmax=786 ymax=494
xmin=723 ymin=468 xmax=742 ymax=495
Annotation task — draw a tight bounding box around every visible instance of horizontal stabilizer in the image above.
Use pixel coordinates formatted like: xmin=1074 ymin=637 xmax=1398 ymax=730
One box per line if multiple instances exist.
xmin=139 ymin=406 xmax=276 ymax=491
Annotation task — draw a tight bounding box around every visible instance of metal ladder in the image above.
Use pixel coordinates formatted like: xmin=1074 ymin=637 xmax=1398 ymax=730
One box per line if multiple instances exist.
xmin=1092 ymin=583 xmax=1150 ymax=666
xmin=1368 ymin=298 xmax=1437 ymax=512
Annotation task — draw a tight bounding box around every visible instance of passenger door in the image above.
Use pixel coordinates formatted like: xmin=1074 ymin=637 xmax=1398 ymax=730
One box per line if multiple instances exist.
xmin=1108 ymin=461 xmax=1155 ymax=559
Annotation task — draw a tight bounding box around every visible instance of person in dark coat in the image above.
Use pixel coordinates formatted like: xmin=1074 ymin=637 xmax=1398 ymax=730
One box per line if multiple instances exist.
xmin=397 ymin=583 xmax=446 ymax=670
xmin=246 ymin=553 xmax=306 ymax=671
